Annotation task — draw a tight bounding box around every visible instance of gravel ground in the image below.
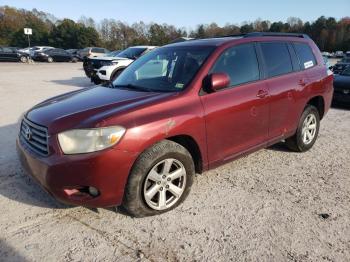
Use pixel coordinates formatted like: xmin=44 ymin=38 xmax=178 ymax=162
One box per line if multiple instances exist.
xmin=0 ymin=62 xmax=349 ymax=262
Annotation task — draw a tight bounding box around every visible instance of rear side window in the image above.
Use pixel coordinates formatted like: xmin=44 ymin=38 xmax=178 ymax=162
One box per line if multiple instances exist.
xmin=92 ymin=48 xmax=105 ymax=53
xmin=260 ymin=42 xmax=293 ymax=78
xmin=293 ymin=43 xmax=317 ymax=70
xmin=210 ymin=43 xmax=260 ymax=87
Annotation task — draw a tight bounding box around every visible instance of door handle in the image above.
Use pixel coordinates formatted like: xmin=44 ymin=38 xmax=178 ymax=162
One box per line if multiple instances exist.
xmin=256 ymin=89 xmax=268 ymax=98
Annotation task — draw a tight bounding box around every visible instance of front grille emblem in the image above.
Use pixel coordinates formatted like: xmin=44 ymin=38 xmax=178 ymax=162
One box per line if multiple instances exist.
xmin=24 ymin=125 xmax=32 ymax=141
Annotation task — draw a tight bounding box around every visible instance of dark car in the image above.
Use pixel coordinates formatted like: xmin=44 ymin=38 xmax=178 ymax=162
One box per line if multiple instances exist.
xmin=17 ymin=32 xmax=333 ymax=217
xmin=66 ymin=49 xmax=81 ymax=62
xmin=32 ymin=48 xmax=74 ymax=63
xmin=332 ymin=57 xmax=350 ymax=74
xmin=0 ymin=46 xmax=29 ymax=62
xmin=333 ymin=67 xmax=350 ymax=105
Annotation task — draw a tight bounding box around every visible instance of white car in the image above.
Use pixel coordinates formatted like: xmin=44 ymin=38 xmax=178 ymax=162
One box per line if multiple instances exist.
xmin=90 ymin=46 xmax=157 ymax=83
xmin=29 ymin=46 xmax=54 ymax=57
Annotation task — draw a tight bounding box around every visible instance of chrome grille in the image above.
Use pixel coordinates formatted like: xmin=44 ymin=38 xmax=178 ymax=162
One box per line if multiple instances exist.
xmin=20 ymin=118 xmax=49 ymax=156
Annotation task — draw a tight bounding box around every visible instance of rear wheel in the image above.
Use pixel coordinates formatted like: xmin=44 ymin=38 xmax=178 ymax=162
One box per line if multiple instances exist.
xmin=286 ymin=105 xmax=320 ymax=152
xmin=20 ymin=56 xmax=28 ymax=63
xmin=47 ymin=57 xmax=53 ymax=63
xmin=122 ymin=140 xmax=194 ymax=217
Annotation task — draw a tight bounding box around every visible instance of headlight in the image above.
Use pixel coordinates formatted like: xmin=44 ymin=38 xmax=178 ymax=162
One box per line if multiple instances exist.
xmin=58 ymin=126 xmax=126 ymax=154
xmin=101 ymin=61 xmax=115 ymax=66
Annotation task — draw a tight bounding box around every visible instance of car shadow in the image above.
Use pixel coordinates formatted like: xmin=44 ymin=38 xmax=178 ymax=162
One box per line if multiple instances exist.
xmin=0 ymin=123 xmax=69 ymax=209
xmin=266 ymin=141 xmax=291 ymax=152
xmin=49 ymin=77 xmax=94 ymax=88
xmin=0 ymin=238 xmax=27 ymax=261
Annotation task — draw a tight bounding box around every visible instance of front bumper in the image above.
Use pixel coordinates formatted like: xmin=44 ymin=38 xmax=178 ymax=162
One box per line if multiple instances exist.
xmin=16 ymin=137 xmax=137 ymax=208
xmin=97 ymin=65 xmax=116 ymax=81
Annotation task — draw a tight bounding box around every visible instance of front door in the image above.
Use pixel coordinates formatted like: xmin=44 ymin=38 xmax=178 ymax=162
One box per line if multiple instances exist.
xmin=200 ymin=43 xmax=269 ymax=166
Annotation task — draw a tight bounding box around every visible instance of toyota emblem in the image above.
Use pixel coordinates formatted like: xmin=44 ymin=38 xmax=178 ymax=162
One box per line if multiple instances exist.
xmin=24 ymin=125 xmax=32 ymax=141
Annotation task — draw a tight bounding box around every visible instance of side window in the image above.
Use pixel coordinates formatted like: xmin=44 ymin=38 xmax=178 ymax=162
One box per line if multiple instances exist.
xmin=92 ymin=48 xmax=104 ymax=53
xmin=293 ymin=42 xmax=317 ymax=70
xmin=210 ymin=43 xmax=260 ymax=87
xmin=260 ymin=42 xmax=293 ymax=77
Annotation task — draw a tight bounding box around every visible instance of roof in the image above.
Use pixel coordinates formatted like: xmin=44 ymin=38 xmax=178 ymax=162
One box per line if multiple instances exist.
xmin=165 ymin=32 xmax=311 ymax=48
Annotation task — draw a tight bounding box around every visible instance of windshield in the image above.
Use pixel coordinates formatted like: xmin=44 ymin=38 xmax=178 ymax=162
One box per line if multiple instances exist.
xmin=105 ymin=50 xmax=121 ymax=57
xmin=116 ymin=47 xmax=147 ymax=59
xmin=113 ymin=46 xmax=214 ymax=92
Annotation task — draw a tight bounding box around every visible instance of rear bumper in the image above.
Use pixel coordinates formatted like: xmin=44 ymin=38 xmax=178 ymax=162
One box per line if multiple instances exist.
xmin=16 ymin=137 xmax=138 ymax=208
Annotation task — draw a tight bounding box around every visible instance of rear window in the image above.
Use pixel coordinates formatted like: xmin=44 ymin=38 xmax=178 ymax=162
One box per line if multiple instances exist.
xmin=260 ymin=42 xmax=293 ymax=78
xmin=293 ymin=43 xmax=317 ymax=70
xmin=92 ymin=48 xmax=105 ymax=53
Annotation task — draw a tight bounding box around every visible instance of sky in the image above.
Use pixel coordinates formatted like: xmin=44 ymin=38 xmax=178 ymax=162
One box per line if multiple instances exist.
xmin=1 ymin=0 xmax=349 ymax=29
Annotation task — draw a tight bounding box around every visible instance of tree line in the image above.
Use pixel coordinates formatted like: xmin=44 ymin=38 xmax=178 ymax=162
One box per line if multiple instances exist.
xmin=1 ymin=6 xmax=349 ymax=52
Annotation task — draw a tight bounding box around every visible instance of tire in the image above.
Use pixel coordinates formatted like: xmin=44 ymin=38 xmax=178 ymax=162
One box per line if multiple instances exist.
xmin=110 ymin=69 xmax=123 ymax=82
xmin=47 ymin=57 xmax=53 ymax=63
xmin=20 ymin=56 xmax=28 ymax=63
xmin=286 ymin=105 xmax=320 ymax=152
xmin=122 ymin=140 xmax=195 ymax=217
xmin=71 ymin=57 xmax=78 ymax=63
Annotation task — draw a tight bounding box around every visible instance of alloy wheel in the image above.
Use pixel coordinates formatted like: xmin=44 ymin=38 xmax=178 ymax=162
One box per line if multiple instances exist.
xmin=143 ymin=158 xmax=186 ymax=210
xmin=301 ymin=113 xmax=317 ymax=145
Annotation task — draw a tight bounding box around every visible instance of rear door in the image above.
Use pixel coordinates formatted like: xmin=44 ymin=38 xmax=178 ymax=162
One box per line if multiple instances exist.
xmin=258 ymin=41 xmax=304 ymax=140
xmin=200 ymin=43 xmax=269 ymax=165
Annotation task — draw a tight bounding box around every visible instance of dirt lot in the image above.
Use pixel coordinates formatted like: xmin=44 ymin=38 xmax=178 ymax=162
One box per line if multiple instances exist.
xmin=0 ymin=62 xmax=349 ymax=261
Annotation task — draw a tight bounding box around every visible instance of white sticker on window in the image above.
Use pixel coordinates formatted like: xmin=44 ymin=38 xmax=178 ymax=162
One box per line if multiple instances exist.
xmin=304 ymin=60 xmax=314 ymax=69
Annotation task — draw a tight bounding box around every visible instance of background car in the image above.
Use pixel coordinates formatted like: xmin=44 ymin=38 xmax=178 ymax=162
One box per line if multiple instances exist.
xmin=77 ymin=47 xmax=109 ymax=59
xmin=332 ymin=57 xmax=350 ymax=74
xmin=32 ymin=48 xmax=74 ymax=62
xmin=29 ymin=46 xmax=54 ymax=57
xmin=66 ymin=49 xmax=81 ymax=62
xmin=333 ymin=67 xmax=350 ymax=105
xmin=0 ymin=46 xmax=29 ymax=62
xmin=335 ymin=51 xmax=344 ymax=58
xmin=84 ymin=46 xmax=157 ymax=84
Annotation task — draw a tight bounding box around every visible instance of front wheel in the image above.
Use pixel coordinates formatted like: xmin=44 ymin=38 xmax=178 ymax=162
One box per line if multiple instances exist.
xmin=286 ymin=105 xmax=320 ymax=152
xmin=122 ymin=140 xmax=194 ymax=217
xmin=47 ymin=57 xmax=53 ymax=63
xmin=20 ymin=56 xmax=28 ymax=63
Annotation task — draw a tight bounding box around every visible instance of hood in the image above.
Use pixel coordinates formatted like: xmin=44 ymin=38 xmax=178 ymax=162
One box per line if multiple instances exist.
xmin=26 ymin=86 xmax=172 ymax=134
xmin=90 ymin=56 xmax=132 ymax=62
xmin=334 ymin=74 xmax=350 ymax=90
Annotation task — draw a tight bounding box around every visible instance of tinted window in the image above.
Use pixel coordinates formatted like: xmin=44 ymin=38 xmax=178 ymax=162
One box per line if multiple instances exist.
xmin=261 ymin=42 xmax=293 ymax=77
xmin=293 ymin=43 xmax=317 ymax=70
xmin=210 ymin=44 xmax=260 ymax=86
xmin=117 ymin=48 xmax=147 ymax=59
xmin=92 ymin=48 xmax=105 ymax=53
xmin=2 ymin=47 xmax=13 ymax=52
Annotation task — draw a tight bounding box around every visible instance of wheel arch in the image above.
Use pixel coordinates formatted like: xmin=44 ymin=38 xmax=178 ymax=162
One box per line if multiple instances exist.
xmin=166 ymin=135 xmax=203 ymax=174
xmin=305 ymin=96 xmax=325 ymax=119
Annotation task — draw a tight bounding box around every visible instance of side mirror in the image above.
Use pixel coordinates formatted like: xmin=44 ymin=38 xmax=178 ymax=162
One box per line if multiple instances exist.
xmin=203 ymin=73 xmax=230 ymax=92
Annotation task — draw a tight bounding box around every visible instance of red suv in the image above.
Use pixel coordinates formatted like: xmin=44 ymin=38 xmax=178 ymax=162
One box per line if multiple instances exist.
xmin=17 ymin=33 xmax=333 ymax=217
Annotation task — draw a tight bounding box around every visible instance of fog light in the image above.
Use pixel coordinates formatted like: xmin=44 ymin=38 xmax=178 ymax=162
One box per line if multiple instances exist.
xmin=88 ymin=186 xmax=99 ymax=197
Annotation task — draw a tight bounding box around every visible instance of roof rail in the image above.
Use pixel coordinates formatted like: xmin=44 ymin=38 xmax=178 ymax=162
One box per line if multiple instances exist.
xmin=244 ymin=32 xmax=310 ymax=39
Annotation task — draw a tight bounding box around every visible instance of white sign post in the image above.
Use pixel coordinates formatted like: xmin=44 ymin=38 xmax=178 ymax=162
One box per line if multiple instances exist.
xmin=24 ymin=28 xmax=32 ymax=47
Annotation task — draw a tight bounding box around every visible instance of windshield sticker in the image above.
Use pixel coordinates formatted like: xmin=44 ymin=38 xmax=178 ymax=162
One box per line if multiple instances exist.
xmin=304 ymin=61 xmax=314 ymax=69
xmin=175 ymin=83 xmax=184 ymax=89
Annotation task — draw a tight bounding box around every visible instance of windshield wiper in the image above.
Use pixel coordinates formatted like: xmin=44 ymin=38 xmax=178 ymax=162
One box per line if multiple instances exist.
xmin=113 ymin=84 xmax=153 ymax=92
